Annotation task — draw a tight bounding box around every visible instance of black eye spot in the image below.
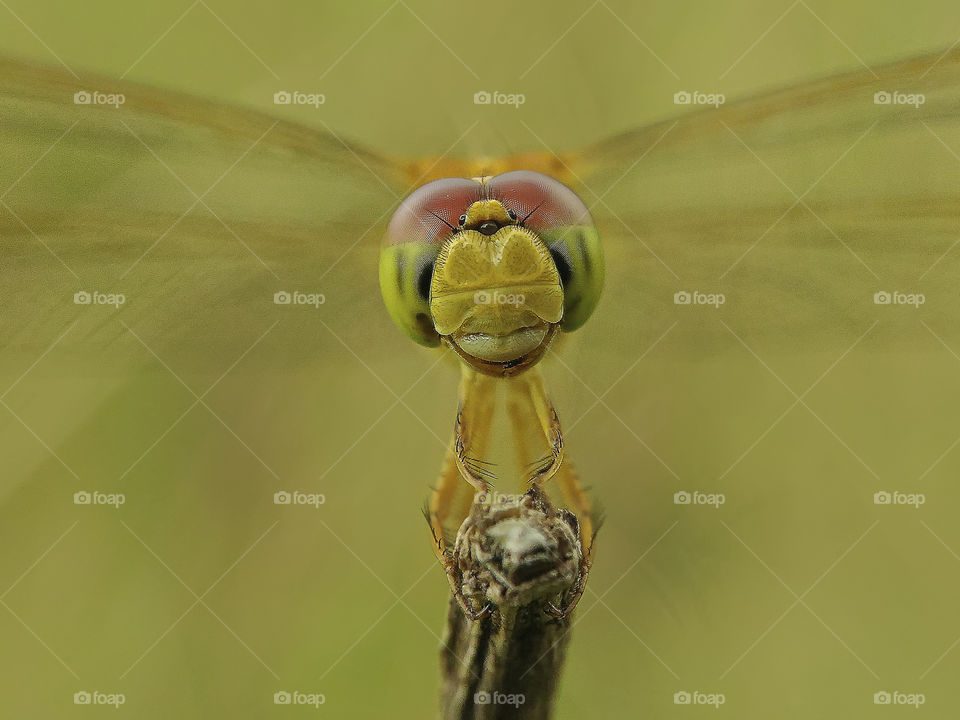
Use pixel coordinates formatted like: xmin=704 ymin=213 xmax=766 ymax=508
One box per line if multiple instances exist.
xmin=550 ymin=248 xmax=572 ymax=287
xmin=458 ymin=214 xmax=467 ymax=226
xmin=414 ymin=313 xmax=436 ymax=340
xmin=478 ymin=221 xmax=499 ymax=236
xmin=417 ymin=260 xmax=434 ymax=300
xmin=507 ymin=209 xmax=517 ymax=221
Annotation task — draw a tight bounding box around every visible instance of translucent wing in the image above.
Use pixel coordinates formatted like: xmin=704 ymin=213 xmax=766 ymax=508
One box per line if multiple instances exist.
xmin=571 ymin=49 xmax=960 ymax=341
xmin=0 ymin=57 xmax=431 ymax=712
xmin=529 ymin=48 xmax=960 ymax=714
xmin=555 ymin=48 xmax=960 ymax=418
xmin=1 ymin=55 xmax=407 ymax=350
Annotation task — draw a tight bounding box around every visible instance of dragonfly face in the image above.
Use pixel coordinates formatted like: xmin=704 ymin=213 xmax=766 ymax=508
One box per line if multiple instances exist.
xmin=379 ymin=170 xmax=604 ymax=376
xmin=430 ymin=207 xmax=563 ymax=374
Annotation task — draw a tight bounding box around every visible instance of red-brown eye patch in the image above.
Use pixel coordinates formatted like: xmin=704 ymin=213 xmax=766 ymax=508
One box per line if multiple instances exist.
xmin=384 ymin=177 xmax=482 ymax=246
xmin=483 ymin=170 xmax=593 ymax=231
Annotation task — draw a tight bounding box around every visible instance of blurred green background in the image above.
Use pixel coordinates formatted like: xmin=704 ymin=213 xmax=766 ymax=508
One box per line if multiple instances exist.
xmin=3 ymin=1 xmax=960 ymax=717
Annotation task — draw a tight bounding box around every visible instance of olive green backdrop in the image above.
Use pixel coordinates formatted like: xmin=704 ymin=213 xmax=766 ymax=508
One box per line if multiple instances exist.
xmin=2 ymin=1 xmax=960 ymax=718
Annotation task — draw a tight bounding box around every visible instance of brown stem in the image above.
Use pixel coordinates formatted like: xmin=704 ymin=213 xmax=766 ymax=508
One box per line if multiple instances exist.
xmin=438 ymin=486 xmax=586 ymax=720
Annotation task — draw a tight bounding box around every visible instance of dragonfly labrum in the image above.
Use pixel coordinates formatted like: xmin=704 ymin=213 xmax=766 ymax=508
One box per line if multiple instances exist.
xmin=379 ymin=171 xmax=604 ymax=620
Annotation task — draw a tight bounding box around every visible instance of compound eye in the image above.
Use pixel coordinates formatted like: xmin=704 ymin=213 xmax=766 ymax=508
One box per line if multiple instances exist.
xmin=484 ymin=171 xmax=604 ymax=332
xmin=380 ymin=177 xmax=482 ymax=347
xmin=458 ymin=214 xmax=467 ymax=226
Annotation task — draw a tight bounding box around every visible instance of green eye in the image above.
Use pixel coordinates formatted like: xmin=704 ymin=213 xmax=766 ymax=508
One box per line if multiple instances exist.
xmin=379 ymin=177 xmax=482 ymax=346
xmin=540 ymin=224 xmax=604 ymax=332
xmin=379 ymin=243 xmax=441 ymax=347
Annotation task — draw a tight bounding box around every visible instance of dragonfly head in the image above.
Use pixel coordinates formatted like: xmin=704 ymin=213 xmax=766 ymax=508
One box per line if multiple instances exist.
xmin=379 ymin=171 xmax=604 ymax=376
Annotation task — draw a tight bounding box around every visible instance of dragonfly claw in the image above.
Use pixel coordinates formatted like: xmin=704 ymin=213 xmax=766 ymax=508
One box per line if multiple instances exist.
xmin=544 ymin=601 xmax=565 ymax=618
xmin=467 ymin=602 xmax=493 ymax=621
xmin=455 ymin=594 xmax=492 ymax=621
xmin=543 ymin=552 xmax=591 ymax=619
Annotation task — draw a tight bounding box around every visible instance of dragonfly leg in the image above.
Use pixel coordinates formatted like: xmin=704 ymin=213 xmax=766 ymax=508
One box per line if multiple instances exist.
xmin=427 ymin=367 xmax=498 ymax=619
xmin=453 ymin=368 xmax=498 ymax=491
xmin=454 ymin=411 xmax=495 ymax=491
xmin=545 ymin=462 xmax=596 ymax=619
xmin=427 ymin=448 xmax=464 ymax=556
xmin=425 ymin=458 xmax=493 ymax=622
xmin=545 ymin=548 xmax=590 ymax=619
xmin=522 ymin=369 xmax=565 ymax=486
xmin=425 ymin=512 xmax=492 ymax=621
xmin=552 ymin=459 xmax=596 ymax=558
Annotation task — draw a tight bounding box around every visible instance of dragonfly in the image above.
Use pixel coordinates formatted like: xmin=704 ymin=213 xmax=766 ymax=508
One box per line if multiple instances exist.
xmin=379 ymin=169 xmax=604 ymax=620
xmin=4 ymin=45 xmax=960 ymax=720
